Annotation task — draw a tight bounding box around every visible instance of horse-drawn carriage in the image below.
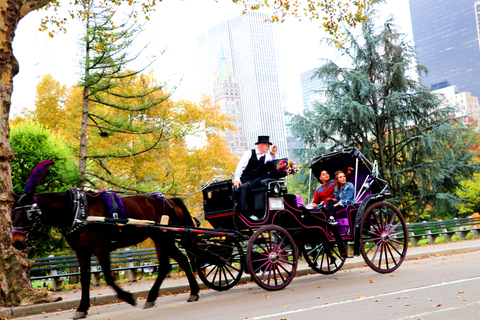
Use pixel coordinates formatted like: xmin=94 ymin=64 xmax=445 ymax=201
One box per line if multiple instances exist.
xmin=198 ymin=147 xmax=408 ymax=291
xmin=10 ymin=148 xmax=408 ymax=319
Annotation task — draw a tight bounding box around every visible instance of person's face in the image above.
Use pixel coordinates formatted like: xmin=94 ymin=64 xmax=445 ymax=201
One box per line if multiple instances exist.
xmin=320 ymin=170 xmax=330 ymax=184
xmin=257 ymin=143 xmax=270 ymax=154
xmin=336 ymin=173 xmax=346 ymax=185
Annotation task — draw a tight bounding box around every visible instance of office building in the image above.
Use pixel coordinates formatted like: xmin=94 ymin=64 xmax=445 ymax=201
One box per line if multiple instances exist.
xmin=409 ymin=0 xmax=480 ymax=98
xmin=197 ymin=12 xmax=288 ymax=158
xmin=300 ymin=68 xmax=327 ymax=108
xmin=433 ymin=85 xmax=480 ymax=127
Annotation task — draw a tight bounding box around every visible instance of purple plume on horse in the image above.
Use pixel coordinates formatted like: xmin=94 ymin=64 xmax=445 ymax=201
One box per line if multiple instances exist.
xmin=24 ymin=159 xmax=55 ymax=193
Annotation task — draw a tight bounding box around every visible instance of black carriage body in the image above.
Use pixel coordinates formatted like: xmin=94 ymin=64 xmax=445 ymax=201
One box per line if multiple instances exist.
xmin=202 ymin=179 xmax=235 ymax=228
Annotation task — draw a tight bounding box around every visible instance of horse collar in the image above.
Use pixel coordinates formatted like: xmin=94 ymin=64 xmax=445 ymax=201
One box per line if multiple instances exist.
xmin=62 ymin=188 xmax=88 ymax=235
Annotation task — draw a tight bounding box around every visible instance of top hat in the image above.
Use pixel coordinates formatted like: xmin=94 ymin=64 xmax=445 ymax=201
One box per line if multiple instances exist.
xmin=255 ymin=135 xmax=272 ymax=145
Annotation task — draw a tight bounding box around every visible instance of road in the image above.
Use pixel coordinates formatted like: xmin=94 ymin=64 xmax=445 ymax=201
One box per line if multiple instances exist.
xmin=15 ymin=251 xmax=480 ymax=320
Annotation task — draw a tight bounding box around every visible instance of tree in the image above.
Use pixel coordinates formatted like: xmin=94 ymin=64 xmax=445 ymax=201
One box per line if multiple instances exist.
xmin=0 ymin=0 xmax=374 ymax=307
xmin=288 ymin=17 xmax=480 ymax=220
xmin=10 ymin=121 xmax=79 ymax=194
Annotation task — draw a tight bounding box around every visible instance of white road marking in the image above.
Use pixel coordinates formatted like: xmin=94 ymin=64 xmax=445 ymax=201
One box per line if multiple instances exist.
xmin=249 ymin=276 xmax=480 ymax=320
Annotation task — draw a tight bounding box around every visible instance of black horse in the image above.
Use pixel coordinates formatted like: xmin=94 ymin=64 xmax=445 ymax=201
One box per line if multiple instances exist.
xmin=11 ymin=160 xmax=200 ymax=319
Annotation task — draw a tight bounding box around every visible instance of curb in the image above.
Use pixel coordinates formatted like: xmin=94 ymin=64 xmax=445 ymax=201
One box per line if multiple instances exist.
xmin=2 ymin=243 xmax=480 ymax=318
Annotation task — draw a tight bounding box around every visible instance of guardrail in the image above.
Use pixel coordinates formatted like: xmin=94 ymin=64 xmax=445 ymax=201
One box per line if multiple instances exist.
xmin=30 ymin=248 xmax=179 ymax=291
xmin=406 ymin=217 xmax=480 ymax=246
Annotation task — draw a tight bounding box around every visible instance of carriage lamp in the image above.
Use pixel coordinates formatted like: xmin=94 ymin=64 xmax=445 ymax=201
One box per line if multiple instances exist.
xmin=269 ymin=197 xmax=284 ymax=210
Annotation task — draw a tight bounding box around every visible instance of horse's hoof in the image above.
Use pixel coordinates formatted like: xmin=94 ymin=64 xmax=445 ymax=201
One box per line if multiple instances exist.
xmin=187 ymin=294 xmax=199 ymax=302
xmin=72 ymin=311 xmax=87 ymax=319
xmin=124 ymin=293 xmax=136 ymax=306
xmin=144 ymin=300 xmax=155 ymax=309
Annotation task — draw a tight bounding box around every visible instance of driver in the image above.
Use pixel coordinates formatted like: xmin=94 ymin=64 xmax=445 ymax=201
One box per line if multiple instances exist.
xmin=233 ymin=135 xmax=278 ymax=217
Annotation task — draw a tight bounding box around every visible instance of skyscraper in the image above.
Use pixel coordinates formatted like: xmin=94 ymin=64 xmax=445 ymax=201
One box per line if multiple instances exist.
xmin=409 ymin=0 xmax=480 ymax=97
xmin=197 ymin=12 xmax=288 ymax=158
xmin=300 ymin=68 xmax=326 ymax=109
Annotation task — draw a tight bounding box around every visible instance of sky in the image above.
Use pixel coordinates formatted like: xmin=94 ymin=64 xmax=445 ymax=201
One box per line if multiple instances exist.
xmin=11 ymin=0 xmax=413 ymax=117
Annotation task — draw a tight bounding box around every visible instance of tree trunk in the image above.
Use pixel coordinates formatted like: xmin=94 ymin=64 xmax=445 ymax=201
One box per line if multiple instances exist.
xmin=79 ymin=86 xmax=89 ymax=188
xmin=0 ymin=0 xmax=59 ymax=307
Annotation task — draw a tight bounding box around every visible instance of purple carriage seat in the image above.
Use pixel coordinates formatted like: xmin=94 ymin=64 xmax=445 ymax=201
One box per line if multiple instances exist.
xmin=334 ymin=172 xmax=372 ymax=234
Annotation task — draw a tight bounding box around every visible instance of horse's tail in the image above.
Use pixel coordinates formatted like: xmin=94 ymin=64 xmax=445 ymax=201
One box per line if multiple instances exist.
xmin=170 ymin=198 xmax=200 ymax=228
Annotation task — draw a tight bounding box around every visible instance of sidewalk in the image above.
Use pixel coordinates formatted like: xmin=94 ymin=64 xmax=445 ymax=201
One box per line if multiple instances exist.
xmin=2 ymin=238 xmax=480 ymax=318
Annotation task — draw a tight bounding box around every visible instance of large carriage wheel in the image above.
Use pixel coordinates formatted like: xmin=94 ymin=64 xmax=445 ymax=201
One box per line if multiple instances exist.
xmin=302 ymin=241 xmax=346 ymax=274
xmin=195 ymin=238 xmax=244 ymax=291
xmin=246 ymin=225 xmax=298 ymax=291
xmin=360 ymin=202 xmax=408 ymax=273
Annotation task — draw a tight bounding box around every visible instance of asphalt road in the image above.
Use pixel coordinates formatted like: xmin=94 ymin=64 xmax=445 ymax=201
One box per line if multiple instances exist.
xmin=13 ymin=249 xmax=480 ymax=320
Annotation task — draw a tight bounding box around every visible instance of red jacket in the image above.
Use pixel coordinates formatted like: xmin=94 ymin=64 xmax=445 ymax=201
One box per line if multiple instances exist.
xmin=312 ymin=180 xmax=335 ymax=204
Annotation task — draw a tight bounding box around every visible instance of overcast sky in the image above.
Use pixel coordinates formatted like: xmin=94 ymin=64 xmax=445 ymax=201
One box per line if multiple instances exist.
xmin=11 ymin=0 xmax=413 ymax=117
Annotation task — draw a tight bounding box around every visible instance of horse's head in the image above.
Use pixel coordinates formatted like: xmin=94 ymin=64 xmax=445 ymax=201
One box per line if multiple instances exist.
xmin=11 ymin=159 xmax=55 ymax=250
xmin=11 ymin=192 xmax=42 ymax=250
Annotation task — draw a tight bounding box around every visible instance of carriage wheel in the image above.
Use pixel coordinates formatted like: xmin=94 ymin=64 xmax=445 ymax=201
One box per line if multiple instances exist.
xmin=195 ymin=238 xmax=244 ymax=291
xmin=360 ymin=202 xmax=408 ymax=273
xmin=246 ymin=225 xmax=298 ymax=291
xmin=302 ymin=241 xmax=346 ymax=274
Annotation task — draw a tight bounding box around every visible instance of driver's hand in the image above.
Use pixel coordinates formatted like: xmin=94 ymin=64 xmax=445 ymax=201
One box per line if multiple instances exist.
xmin=270 ymin=145 xmax=278 ymax=156
xmin=234 ymin=180 xmax=242 ymax=188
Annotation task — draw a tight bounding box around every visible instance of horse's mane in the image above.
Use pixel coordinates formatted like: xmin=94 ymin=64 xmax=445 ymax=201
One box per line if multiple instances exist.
xmin=24 ymin=159 xmax=55 ymax=193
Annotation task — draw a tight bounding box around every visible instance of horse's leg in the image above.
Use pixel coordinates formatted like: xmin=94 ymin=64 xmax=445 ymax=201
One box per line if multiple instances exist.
xmin=170 ymin=245 xmax=200 ymax=302
xmin=144 ymin=243 xmax=171 ymax=308
xmin=73 ymin=250 xmax=92 ymax=320
xmin=95 ymin=248 xmax=136 ymax=307
xmin=144 ymin=237 xmax=200 ymax=308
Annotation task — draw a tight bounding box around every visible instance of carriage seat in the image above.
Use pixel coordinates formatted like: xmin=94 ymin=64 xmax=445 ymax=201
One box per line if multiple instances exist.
xmin=249 ymin=178 xmax=279 ymax=214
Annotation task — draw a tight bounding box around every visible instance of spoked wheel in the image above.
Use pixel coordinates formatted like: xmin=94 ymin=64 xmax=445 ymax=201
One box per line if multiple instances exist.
xmin=302 ymin=241 xmax=346 ymax=274
xmin=246 ymin=225 xmax=298 ymax=291
xmin=360 ymin=202 xmax=408 ymax=273
xmin=195 ymin=237 xmax=244 ymax=291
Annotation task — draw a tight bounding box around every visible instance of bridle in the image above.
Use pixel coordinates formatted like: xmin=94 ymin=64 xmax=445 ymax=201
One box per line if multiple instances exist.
xmin=12 ymin=194 xmax=45 ymax=249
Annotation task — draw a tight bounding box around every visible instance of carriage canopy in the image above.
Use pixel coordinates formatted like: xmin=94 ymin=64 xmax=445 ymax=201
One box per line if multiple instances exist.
xmin=309 ymin=148 xmax=389 ymax=200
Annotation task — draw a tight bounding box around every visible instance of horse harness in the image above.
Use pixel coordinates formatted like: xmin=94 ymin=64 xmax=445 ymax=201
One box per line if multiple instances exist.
xmin=13 ymin=189 xmax=176 ymax=243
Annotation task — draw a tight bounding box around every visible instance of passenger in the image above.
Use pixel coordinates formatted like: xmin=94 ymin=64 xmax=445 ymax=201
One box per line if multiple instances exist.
xmin=326 ymin=170 xmax=355 ymax=225
xmin=233 ymin=135 xmax=278 ymax=218
xmin=306 ymin=170 xmax=335 ymax=209
xmin=306 ymin=167 xmax=353 ymax=209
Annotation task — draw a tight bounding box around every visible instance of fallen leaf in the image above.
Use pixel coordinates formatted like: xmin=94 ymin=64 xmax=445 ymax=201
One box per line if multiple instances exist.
xmin=433 ymin=304 xmax=442 ymax=307
xmin=357 ymin=296 xmax=367 ymax=299
xmin=405 ymin=303 xmax=410 ymax=306
xmin=169 ymin=305 xmax=176 ymax=308
xmin=284 ymin=306 xmax=289 ymax=308
xmin=373 ymin=299 xmax=382 ymax=302
xmin=369 ymin=280 xmax=374 ymax=283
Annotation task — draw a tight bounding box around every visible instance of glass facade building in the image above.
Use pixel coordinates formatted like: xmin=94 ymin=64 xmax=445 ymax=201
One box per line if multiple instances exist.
xmin=197 ymin=12 xmax=288 ymax=158
xmin=409 ymin=0 xmax=480 ymax=97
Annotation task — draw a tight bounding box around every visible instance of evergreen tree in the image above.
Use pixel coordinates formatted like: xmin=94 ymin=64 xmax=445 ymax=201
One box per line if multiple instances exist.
xmin=77 ymin=1 xmax=165 ymax=189
xmin=289 ymin=18 xmax=480 ymax=220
